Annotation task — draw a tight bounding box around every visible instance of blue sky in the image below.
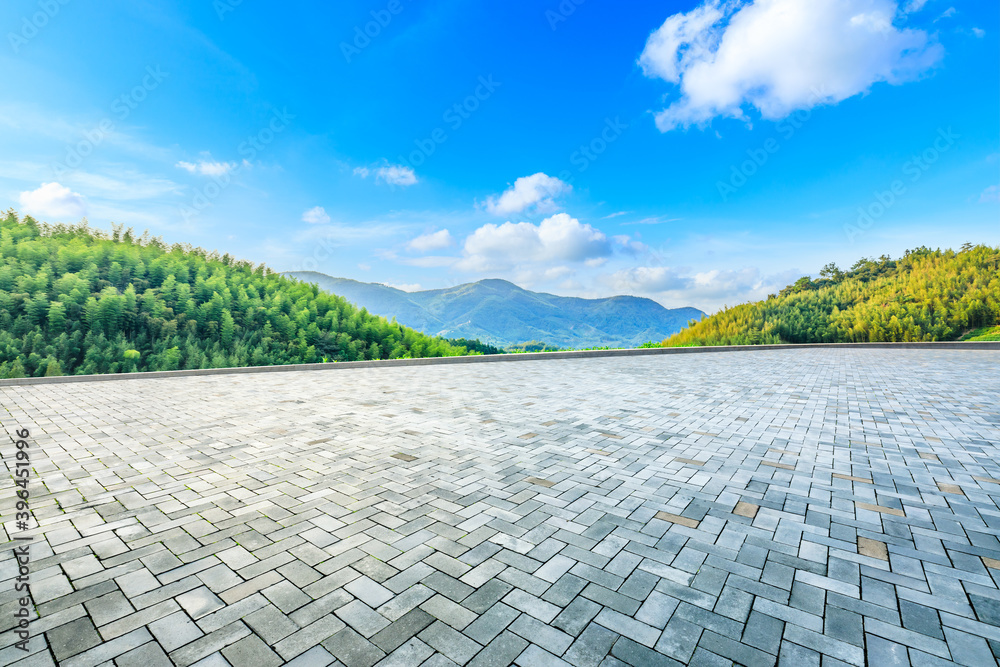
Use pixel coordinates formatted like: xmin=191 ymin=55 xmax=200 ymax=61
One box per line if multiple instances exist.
xmin=1 ymin=0 xmax=997 ymax=312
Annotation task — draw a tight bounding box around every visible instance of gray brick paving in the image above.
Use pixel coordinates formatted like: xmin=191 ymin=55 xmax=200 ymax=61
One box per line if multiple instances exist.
xmin=2 ymin=348 xmax=999 ymax=665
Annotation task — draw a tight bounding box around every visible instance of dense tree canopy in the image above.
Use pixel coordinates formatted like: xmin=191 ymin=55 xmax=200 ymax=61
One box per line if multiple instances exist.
xmin=0 ymin=211 xmax=471 ymax=378
xmin=663 ymin=245 xmax=1000 ymax=347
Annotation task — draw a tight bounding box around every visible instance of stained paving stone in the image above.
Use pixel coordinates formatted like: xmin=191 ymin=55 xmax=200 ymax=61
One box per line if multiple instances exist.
xmin=653 ymin=512 xmax=700 ymax=529
xmin=858 ymin=537 xmax=890 ymax=561
xmin=2 ymin=348 xmax=1000 ymax=666
xmin=733 ymin=501 xmax=759 ymax=518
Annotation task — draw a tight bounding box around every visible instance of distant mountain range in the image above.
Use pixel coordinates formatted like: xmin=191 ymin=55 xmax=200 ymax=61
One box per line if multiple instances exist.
xmin=283 ymin=272 xmax=705 ymax=348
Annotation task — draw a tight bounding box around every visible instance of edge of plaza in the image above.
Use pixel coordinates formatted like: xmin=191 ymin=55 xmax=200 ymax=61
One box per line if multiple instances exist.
xmin=0 ymin=340 xmax=998 ymax=387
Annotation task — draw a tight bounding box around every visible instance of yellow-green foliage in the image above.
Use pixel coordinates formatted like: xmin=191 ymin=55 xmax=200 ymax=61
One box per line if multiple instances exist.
xmin=664 ymin=245 xmax=1000 ymax=347
xmin=0 ymin=211 xmax=470 ymax=378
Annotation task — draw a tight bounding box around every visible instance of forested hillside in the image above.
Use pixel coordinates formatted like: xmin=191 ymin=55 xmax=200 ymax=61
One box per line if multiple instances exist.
xmin=0 ymin=212 xmax=468 ymax=378
xmin=284 ymin=272 xmax=704 ymax=348
xmin=664 ymin=245 xmax=999 ymax=346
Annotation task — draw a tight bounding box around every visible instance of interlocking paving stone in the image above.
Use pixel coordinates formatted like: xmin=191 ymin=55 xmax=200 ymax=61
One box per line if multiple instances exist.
xmin=2 ymin=349 xmax=1000 ymax=666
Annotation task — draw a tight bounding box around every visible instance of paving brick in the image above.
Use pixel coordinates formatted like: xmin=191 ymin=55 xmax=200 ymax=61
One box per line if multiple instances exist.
xmin=148 ymin=611 xmax=205 ymax=651
xmin=220 ymin=634 xmax=283 ymax=667
xmin=563 ymin=622 xmax=618 ymax=667
xmin=464 ymin=602 xmax=520 ymax=645
xmin=468 ymin=630 xmax=529 ymax=667
xmin=46 ymin=617 xmax=102 ymax=662
xmin=59 ymin=627 xmax=154 ymax=667
xmin=113 ymin=641 xmax=172 ymax=667
xmin=502 ymin=589 xmax=561 ymax=623
xmin=418 ymin=620 xmax=482 ymax=663
xmin=335 ymin=600 xmax=391 ymax=638
xmin=509 ymin=613 xmax=574 ymax=655
xmin=244 ymin=604 xmax=299 ymax=645
xmin=594 ymin=609 xmax=659 ymax=648
xmin=370 ymin=608 xmax=434 ymax=653
xmin=553 ymin=596 xmax=603 ymax=637
xmin=321 ymin=627 xmax=385 ymax=667
xmin=176 ymin=587 xmax=226 ymax=619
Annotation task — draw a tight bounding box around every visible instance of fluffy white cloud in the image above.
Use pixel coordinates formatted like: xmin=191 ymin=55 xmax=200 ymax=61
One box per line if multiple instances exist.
xmin=459 ymin=213 xmax=610 ymax=271
xmin=19 ymin=182 xmax=87 ymax=220
xmin=176 ymin=159 xmax=236 ymax=176
xmin=980 ymin=185 xmax=999 ymax=203
xmin=603 ymin=264 xmax=804 ymax=311
xmin=485 ymin=173 xmax=571 ymax=216
xmin=389 ymin=283 xmax=422 ymax=292
xmin=354 ymin=163 xmax=418 ymax=187
xmin=302 ymin=206 xmax=331 ymax=224
xmin=408 ymin=229 xmax=453 ymax=252
xmin=639 ymin=0 xmax=943 ymax=131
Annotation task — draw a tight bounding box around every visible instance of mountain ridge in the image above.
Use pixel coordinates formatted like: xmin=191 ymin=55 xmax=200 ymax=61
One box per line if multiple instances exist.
xmin=282 ymin=272 xmax=705 ymax=348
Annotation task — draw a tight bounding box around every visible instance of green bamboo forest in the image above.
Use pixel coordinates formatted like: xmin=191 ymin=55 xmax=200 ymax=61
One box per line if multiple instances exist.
xmin=663 ymin=244 xmax=1000 ymax=347
xmin=0 ymin=211 xmax=469 ymax=378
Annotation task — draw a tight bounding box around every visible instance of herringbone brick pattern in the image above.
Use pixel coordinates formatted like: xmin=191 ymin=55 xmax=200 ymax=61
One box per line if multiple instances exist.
xmin=1 ymin=349 xmax=999 ymax=666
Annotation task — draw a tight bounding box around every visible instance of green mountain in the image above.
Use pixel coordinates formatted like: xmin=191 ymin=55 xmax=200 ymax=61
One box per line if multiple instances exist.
xmin=664 ymin=245 xmax=1000 ymax=347
xmin=283 ymin=272 xmax=704 ymax=349
xmin=0 ymin=212 xmax=469 ymax=378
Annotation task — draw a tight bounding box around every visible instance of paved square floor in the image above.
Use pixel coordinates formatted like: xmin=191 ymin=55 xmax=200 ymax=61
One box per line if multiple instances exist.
xmin=2 ymin=348 xmax=1000 ymax=666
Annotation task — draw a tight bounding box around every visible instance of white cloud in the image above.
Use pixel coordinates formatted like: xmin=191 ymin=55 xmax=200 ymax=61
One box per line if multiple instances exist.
xmin=459 ymin=212 xmax=610 ymax=271
xmin=903 ymin=0 xmax=929 ymax=12
xmin=639 ymin=0 xmax=944 ymax=131
xmin=607 ymin=266 xmax=689 ymax=292
xmin=485 ymin=173 xmax=571 ymax=216
xmin=972 ymin=27 xmax=985 ymax=38
xmin=980 ymin=185 xmax=999 ymax=203
xmin=19 ymin=182 xmax=88 ymax=220
xmin=389 ymin=283 xmax=423 ymax=292
xmin=602 ymin=264 xmax=804 ymax=311
xmin=302 ymin=206 xmax=331 ymax=224
xmin=378 ymin=164 xmax=417 ymax=187
xmin=176 ymin=159 xmax=236 ymax=176
xmin=408 ymin=229 xmax=453 ymax=252
xmin=613 ymin=235 xmax=649 ymax=255
xmin=354 ymin=163 xmax=418 ymax=187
